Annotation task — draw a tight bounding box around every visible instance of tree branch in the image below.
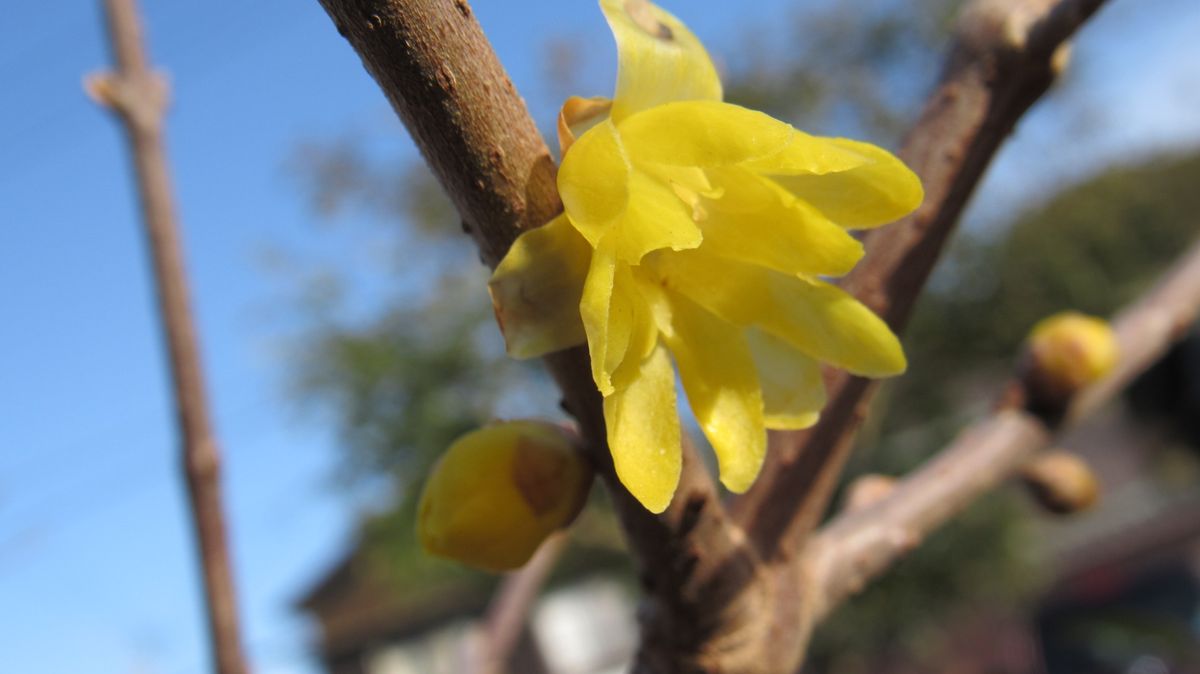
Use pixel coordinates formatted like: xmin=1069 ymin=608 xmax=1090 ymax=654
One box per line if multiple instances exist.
xmin=805 ymin=238 xmax=1200 ymax=620
xmin=314 ymin=2 xmax=756 ymax=666
xmin=733 ymin=0 xmax=1111 ymax=557
xmin=89 ymin=2 xmax=247 ymax=673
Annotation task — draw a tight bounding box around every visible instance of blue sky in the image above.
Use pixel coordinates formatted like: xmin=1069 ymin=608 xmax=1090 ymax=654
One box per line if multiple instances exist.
xmin=1 ymin=1 xmax=1198 ymax=673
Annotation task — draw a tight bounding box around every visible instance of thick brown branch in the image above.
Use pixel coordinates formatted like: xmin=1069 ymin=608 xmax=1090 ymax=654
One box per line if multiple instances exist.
xmin=91 ymin=2 xmax=247 ymax=673
xmin=806 ymin=238 xmax=1200 ymax=621
xmin=734 ymin=0 xmax=1110 ymax=557
xmin=314 ymin=2 xmax=756 ymax=668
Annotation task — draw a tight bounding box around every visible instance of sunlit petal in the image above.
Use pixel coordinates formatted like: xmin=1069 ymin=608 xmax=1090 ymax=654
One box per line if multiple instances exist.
xmin=772 ymin=138 xmax=923 ymax=229
xmin=580 ymin=244 xmax=618 ymax=396
xmin=619 ymin=101 xmax=867 ymax=173
xmin=489 ymin=214 xmax=591 ymax=359
xmin=702 ymin=167 xmax=863 ymax=277
xmin=746 ymin=328 xmax=825 ymax=430
xmin=560 ymin=121 xmax=701 ymax=263
xmin=580 ymin=244 xmax=660 ymax=396
xmin=558 ymin=120 xmax=629 ymax=246
xmin=664 ymin=293 xmax=766 ymax=493
xmin=604 ymin=344 xmax=681 ymax=513
xmin=609 ymin=268 xmax=660 ymax=392
xmin=600 ymin=0 xmax=722 ymax=121
xmin=654 ymin=251 xmax=907 ymax=377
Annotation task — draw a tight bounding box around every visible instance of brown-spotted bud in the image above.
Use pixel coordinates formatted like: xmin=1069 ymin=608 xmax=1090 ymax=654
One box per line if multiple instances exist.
xmin=1020 ymin=450 xmax=1100 ymax=515
xmin=417 ymin=421 xmax=593 ymax=572
xmin=1024 ymin=312 xmax=1119 ymax=415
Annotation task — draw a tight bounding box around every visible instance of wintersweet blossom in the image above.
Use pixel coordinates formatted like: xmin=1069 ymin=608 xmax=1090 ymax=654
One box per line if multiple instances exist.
xmin=489 ymin=0 xmax=922 ymax=513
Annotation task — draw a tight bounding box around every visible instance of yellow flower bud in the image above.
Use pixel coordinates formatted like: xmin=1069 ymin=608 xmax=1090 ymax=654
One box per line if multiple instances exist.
xmin=417 ymin=421 xmax=592 ymax=572
xmin=1020 ymin=450 xmax=1100 ymax=514
xmin=1026 ymin=312 xmax=1119 ymax=407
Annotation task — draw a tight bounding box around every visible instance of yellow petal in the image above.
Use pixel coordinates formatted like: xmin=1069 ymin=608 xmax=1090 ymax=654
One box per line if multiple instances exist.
xmin=663 ymin=292 xmax=766 ymax=493
xmin=489 ymin=214 xmax=591 ymax=359
xmin=702 ymin=167 xmax=864 ymax=277
xmin=559 ymin=121 xmax=701 ymax=263
xmin=558 ymin=120 xmax=629 ymax=240
xmin=604 ymin=344 xmax=681 ymax=513
xmin=655 ymin=251 xmax=907 ymax=377
xmin=618 ymin=101 xmax=867 ymax=174
xmin=580 ymin=246 xmax=660 ymax=396
xmin=557 ymin=96 xmax=612 ymax=156
xmin=617 ymin=167 xmax=703 ymax=263
xmin=600 ymin=0 xmax=722 ymax=122
xmin=772 ymin=138 xmax=923 ymax=229
xmin=580 ymin=244 xmax=618 ymax=396
xmin=745 ymin=328 xmax=825 ymax=430
xmin=609 ymin=266 xmax=660 ymax=392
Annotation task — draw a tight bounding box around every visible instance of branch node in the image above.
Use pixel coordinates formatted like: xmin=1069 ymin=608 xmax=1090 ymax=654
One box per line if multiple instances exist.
xmin=85 ymin=69 xmax=171 ymax=131
xmin=842 ymin=474 xmax=898 ymax=514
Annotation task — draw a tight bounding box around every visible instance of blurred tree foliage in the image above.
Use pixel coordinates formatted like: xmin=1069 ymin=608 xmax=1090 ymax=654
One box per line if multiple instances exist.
xmin=286 ymin=0 xmax=1200 ymax=668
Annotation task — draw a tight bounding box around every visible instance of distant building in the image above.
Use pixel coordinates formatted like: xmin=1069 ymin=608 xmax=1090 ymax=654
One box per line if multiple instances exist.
xmin=297 ymin=545 xmax=636 ymax=674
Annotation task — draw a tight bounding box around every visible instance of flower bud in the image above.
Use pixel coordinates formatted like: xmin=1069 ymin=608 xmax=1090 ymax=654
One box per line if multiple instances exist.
xmin=1020 ymin=450 xmax=1100 ymax=515
xmin=417 ymin=421 xmax=592 ymax=572
xmin=1024 ymin=312 xmax=1119 ymax=412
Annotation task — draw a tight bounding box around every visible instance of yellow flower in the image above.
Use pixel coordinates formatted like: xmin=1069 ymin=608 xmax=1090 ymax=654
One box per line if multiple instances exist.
xmin=418 ymin=421 xmax=592 ymax=571
xmin=489 ymin=0 xmax=922 ymax=513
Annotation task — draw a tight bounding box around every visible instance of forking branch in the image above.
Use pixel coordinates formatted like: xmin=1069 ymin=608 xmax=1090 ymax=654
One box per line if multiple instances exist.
xmin=804 ymin=238 xmax=1200 ymax=625
xmin=731 ymin=0 xmax=1111 ymax=557
xmin=311 ymin=0 xmax=1196 ymax=671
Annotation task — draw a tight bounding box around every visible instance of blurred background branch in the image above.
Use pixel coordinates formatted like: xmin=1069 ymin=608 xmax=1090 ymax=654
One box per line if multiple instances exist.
xmin=808 ymin=238 xmax=1200 ymax=622
xmin=733 ymin=0 xmax=1111 ymax=558
xmin=87 ymin=1 xmax=247 ymax=673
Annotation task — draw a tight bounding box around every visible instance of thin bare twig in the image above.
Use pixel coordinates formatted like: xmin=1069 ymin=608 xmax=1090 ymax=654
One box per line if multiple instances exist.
xmin=89 ymin=2 xmax=247 ymax=673
xmin=806 ymin=239 xmax=1200 ymax=620
xmin=733 ymin=0 xmax=1111 ymax=557
xmin=470 ymin=533 xmax=568 ymax=674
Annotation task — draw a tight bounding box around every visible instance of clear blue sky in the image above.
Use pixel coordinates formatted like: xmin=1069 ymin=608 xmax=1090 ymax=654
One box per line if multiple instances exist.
xmin=1 ymin=1 xmax=1198 ymax=673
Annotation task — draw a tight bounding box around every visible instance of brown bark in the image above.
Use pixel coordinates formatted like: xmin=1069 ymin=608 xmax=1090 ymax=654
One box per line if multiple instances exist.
xmin=89 ymin=2 xmax=247 ymax=673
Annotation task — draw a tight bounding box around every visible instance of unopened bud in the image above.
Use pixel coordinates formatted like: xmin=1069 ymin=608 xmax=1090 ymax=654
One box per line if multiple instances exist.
xmin=418 ymin=421 xmax=593 ymax=571
xmin=1024 ymin=312 xmax=1118 ymax=414
xmin=1020 ymin=450 xmax=1100 ymax=515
